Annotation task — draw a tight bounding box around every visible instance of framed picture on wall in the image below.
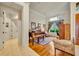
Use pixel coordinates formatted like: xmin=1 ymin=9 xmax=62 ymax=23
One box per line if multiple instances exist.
xmin=76 ymin=2 xmax=79 ymax=11
xmin=38 ymin=23 xmax=41 ymax=27
xmin=6 ymin=23 xmax=9 ymax=28
xmin=31 ymin=22 xmax=36 ymax=30
xmin=43 ymin=24 xmax=46 ymax=29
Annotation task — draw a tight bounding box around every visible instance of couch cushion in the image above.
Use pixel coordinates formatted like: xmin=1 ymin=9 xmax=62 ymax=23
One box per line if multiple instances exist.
xmin=53 ymin=39 xmax=73 ymax=47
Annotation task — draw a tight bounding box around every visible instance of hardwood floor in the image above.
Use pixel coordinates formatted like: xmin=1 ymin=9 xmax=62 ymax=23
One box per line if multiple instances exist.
xmin=0 ymin=39 xmax=38 ymax=56
xmin=29 ymin=39 xmax=71 ymax=56
xmin=0 ymin=38 xmax=73 ymax=56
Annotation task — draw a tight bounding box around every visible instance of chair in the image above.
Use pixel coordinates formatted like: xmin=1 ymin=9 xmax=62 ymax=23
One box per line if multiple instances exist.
xmin=29 ymin=31 xmax=36 ymax=45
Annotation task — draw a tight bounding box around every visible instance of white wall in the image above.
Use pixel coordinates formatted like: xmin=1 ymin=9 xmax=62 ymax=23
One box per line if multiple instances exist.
xmin=70 ymin=3 xmax=76 ymax=42
xmin=3 ymin=12 xmax=11 ymax=41
xmin=11 ymin=2 xmax=30 ymax=48
xmin=48 ymin=4 xmax=70 ymax=24
xmin=29 ymin=9 xmax=47 ymax=31
xmin=0 ymin=11 xmax=4 ymax=48
xmin=30 ymin=4 xmax=70 ymax=32
xmin=1 ymin=2 xmax=30 ymax=48
xmin=0 ymin=3 xmax=20 ymax=41
xmin=51 ymin=10 xmax=70 ymax=24
xmin=15 ymin=3 xmax=30 ymax=48
xmin=0 ymin=4 xmax=20 ymax=48
xmin=0 ymin=10 xmax=15 ymax=48
xmin=59 ymin=10 xmax=70 ymax=24
xmin=10 ymin=20 xmax=18 ymax=39
xmin=22 ymin=3 xmax=29 ymax=47
xmin=0 ymin=10 xmax=12 ymax=48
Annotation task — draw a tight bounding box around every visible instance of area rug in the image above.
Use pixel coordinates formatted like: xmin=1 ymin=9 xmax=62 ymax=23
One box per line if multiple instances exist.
xmin=34 ymin=38 xmax=52 ymax=45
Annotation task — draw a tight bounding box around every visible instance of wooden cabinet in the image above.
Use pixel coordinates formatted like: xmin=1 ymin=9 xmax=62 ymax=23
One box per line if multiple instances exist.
xmin=59 ymin=23 xmax=65 ymax=39
xmin=65 ymin=24 xmax=70 ymax=40
xmin=59 ymin=23 xmax=70 ymax=40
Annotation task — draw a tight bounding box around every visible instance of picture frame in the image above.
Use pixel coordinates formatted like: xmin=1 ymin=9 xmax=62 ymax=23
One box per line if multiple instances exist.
xmin=43 ymin=24 xmax=46 ymax=29
xmin=6 ymin=23 xmax=9 ymax=28
xmin=38 ymin=23 xmax=41 ymax=27
xmin=31 ymin=22 xmax=36 ymax=30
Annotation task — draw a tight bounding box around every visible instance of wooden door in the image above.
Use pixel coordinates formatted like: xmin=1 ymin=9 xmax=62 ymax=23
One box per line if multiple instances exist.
xmin=75 ymin=14 xmax=79 ymax=45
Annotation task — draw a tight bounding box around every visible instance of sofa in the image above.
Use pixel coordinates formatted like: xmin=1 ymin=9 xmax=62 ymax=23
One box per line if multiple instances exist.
xmin=52 ymin=38 xmax=75 ymax=56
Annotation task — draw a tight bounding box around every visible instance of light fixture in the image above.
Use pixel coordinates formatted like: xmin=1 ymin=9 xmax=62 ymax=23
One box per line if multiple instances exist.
xmin=14 ymin=14 xmax=18 ymax=19
xmin=49 ymin=17 xmax=59 ymax=22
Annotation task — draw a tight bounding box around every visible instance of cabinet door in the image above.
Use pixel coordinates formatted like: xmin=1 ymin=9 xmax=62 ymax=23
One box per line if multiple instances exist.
xmin=59 ymin=24 xmax=65 ymax=39
xmin=65 ymin=24 xmax=70 ymax=40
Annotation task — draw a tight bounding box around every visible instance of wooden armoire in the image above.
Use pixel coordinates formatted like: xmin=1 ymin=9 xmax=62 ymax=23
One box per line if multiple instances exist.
xmin=65 ymin=24 xmax=70 ymax=40
xmin=59 ymin=22 xmax=70 ymax=40
xmin=59 ymin=22 xmax=65 ymax=39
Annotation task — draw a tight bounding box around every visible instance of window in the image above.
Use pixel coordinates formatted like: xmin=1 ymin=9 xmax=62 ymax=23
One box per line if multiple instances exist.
xmin=49 ymin=16 xmax=59 ymax=22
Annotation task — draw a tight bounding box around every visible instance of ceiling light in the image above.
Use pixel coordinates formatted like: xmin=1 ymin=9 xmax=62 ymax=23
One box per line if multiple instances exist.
xmin=14 ymin=15 xmax=18 ymax=19
xmin=49 ymin=17 xmax=59 ymax=22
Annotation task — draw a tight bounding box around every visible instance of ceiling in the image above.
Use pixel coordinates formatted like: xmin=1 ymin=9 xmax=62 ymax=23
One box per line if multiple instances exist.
xmin=30 ymin=2 xmax=70 ymax=18
xmin=0 ymin=2 xmax=22 ymax=20
xmin=0 ymin=2 xmax=22 ymax=11
xmin=0 ymin=2 xmax=70 ymax=19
